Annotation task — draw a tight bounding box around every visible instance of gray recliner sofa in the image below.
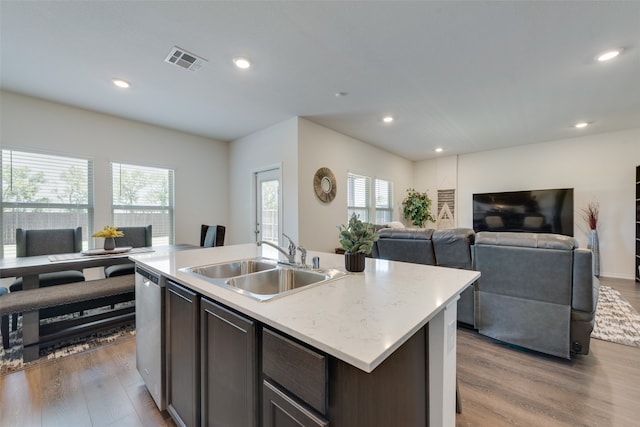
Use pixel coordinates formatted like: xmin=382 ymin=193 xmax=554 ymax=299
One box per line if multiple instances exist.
xmin=371 ymin=227 xmax=599 ymax=358
xmin=372 ymin=227 xmax=476 ymax=325
xmin=473 ymin=231 xmax=599 ymax=358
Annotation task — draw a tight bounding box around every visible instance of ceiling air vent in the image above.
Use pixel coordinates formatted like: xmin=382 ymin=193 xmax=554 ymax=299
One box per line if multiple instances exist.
xmin=164 ymin=46 xmax=207 ymax=72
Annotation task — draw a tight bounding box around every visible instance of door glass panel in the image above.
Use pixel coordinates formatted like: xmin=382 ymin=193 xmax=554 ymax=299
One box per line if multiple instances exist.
xmin=255 ymin=169 xmax=280 ymax=245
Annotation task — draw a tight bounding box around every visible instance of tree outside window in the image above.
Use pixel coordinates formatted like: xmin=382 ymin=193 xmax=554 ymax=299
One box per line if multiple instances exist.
xmin=1 ymin=149 xmax=93 ymax=257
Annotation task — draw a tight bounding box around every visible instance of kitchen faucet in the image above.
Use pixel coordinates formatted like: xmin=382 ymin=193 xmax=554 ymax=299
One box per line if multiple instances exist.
xmin=257 ymin=233 xmax=297 ymax=264
xmin=282 ymin=233 xmax=297 ymax=261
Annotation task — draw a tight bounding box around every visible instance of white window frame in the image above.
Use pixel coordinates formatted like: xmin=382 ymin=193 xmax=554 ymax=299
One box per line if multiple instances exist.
xmin=111 ymin=162 xmax=174 ymax=246
xmin=347 ymin=172 xmax=371 ymax=222
xmin=375 ymin=178 xmax=393 ymax=225
xmin=347 ymin=172 xmax=393 ymax=224
xmin=1 ymin=148 xmax=94 ymax=258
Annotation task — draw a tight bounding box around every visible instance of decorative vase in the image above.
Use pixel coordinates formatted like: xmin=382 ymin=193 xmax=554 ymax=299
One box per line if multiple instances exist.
xmin=344 ymin=252 xmax=366 ymax=272
xmin=587 ymin=229 xmax=600 ymax=277
xmin=103 ymin=238 xmax=116 ymax=251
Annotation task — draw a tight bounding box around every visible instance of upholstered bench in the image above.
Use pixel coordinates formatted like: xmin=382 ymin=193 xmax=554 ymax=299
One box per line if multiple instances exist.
xmin=0 ymin=275 xmax=135 ymax=353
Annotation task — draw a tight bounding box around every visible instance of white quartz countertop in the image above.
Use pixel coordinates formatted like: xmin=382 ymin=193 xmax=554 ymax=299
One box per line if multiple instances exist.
xmin=131 ymin=243 xmax=480 ymax=373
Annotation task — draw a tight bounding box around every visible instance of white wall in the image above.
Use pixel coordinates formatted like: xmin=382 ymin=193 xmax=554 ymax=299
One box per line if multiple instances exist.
xmin=6 ymin=91 xmax=638 ymax=278
xmin=228 ymin=117 xmax=299 ymax=245
xmin=414 ymin=155 xmax=458 ymax=227
xmin=298 ymin=118 xmax=414 ymax=252
xmin=450 ymin=128 xmax=639 ymax=279
xmin=0 ymin=91 xmax=229 ymax=246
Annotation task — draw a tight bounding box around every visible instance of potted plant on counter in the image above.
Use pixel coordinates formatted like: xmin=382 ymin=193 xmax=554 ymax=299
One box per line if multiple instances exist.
xmin=338 ymin=213 xmax=379 ymax=272
xmin=402 ymin=188 xmax=435 ymax=227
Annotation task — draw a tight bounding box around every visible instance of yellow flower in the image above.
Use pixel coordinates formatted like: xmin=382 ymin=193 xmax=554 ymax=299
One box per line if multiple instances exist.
xmin=92 ymin=225 xmax=124 ymax=238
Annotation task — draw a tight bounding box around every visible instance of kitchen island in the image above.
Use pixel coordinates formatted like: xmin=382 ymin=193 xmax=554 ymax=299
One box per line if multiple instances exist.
xmin=131 ymin=243 xmax=480 ymax=427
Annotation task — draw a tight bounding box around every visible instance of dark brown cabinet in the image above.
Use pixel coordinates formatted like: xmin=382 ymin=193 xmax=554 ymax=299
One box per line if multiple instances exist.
xmin=164 ymin=286 xmax=431 ymax=427
xmin=201 ymin=298 xmax=258 ymax=427
xmin=262 ymin=327 xmax=329 ymax=427
xmin=166 ymin=280 xmax=200 ymax=427
xmin=263 ymin=380 xmax=329 ymax=427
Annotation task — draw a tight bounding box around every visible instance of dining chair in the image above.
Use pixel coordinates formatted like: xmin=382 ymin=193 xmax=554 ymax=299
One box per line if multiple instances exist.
xmin=1 ymin=287 xmax=9 ymax=349
xmin=103 ymin=225 xmax=152 ymax=278
xmin=200 ymin=224 xmax=226 ymax=247
xmin=9 ymin=227 xmax=85 ymax=292
xmin=8 ymin=227 xmax=86 ymax=336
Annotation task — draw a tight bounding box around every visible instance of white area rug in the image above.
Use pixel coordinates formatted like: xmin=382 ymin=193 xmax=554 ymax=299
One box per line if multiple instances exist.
xmin=591 ymin=285 xmax=640 ymax=348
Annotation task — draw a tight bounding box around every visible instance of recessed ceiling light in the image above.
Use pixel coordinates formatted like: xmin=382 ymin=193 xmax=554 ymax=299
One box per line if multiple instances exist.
xmin=112 ymin=79 xmax=130 ymax=88
xmin=382 ymin=116 xmax=394 ymax=123
xmin=597 ymin=49 xmax=622 ymax=62
xmin=575 ymin=122 xmax=589 ymax=129
xmin=233 ymin=57 xmax=252 ymax=69
xmin=335 ymin=92 xmax=348 ymax=97
xmin=434 ymin=147 xmax=444 ymax=153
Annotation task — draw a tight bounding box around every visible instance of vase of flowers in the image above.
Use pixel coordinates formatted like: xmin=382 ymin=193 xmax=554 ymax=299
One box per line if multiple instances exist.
xmin=582 ymin=202 xmax=600 ymax=277
xmin=338 ymin=213 xmax=379 ymax=272
xmin=92 ymin=226 xmax=124 ymax=251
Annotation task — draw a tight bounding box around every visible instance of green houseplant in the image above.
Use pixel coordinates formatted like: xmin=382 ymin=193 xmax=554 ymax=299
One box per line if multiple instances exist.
xmin=338 ymin=213 xmax=379 ymax=272
xmin=402 ymin=188 xmax=435 ymax=227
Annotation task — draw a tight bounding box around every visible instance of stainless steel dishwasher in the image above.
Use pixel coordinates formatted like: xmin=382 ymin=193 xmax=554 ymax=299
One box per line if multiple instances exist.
xmin=135 ymin=265 xmax=166 ymax=410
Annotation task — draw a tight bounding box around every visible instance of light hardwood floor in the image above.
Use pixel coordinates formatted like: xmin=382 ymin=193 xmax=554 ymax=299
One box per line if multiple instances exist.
xmin=1 ymin=278 xmax=638 ymax=427
xmin=457 ymin=277 xmax=640 ymax=427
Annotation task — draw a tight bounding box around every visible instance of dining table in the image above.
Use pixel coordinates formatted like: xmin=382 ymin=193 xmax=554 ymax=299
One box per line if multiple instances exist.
xmin=0 ymin=244 xmax=197 ymax=361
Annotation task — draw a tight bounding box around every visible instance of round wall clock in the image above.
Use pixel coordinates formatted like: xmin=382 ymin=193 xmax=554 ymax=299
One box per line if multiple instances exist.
xmin=313 ymin=167 xmax=337 ymax=203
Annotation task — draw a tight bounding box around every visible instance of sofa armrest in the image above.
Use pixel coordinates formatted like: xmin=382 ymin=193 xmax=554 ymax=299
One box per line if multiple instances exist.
xmin=572 ymin=248 xmax=599 ymax=313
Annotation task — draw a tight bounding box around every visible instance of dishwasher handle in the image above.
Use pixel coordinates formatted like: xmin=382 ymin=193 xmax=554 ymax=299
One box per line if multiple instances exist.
xmin=135 ymin=266 xmax=159 ymax=284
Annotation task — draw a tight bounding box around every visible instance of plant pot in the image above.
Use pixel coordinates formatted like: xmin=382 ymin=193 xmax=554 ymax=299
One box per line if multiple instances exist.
xmin=344 ymin=251 xmax=366 ymax=272
xmin=103 ymin=238 xmax=116 ymax=251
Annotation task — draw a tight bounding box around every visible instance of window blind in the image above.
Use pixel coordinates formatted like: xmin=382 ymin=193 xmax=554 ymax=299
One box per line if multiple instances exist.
xmin=375 ymin=178 xmax=393 ymax=224
xmin=111 ymin=162 xmax=174 ymax=245
xmin=347 ymin=172 xmax=370 ymax=222
xmin=1 ymin=149 xmax=93 ymax=257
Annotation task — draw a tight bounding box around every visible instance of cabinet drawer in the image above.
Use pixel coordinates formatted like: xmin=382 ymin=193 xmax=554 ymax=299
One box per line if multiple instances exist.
xmin=262 ymin=328 xmax=327 ymax=415
xmin=263 ymin=380 xmax=328 ymax=427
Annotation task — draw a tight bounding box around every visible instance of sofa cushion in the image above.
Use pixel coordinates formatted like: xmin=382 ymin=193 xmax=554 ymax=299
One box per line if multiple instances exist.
xmin=377 ymin=228 xmax=433 ymax=240
xmin=385 ymin=221 xmax=405 ymax=229
xmin=475 ymin=231 xmax=577 ymax=250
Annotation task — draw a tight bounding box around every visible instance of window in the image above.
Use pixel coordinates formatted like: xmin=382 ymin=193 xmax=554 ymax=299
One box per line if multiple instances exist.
xmin=347 ymin=173 xmax=370 ymax=222
xmin=1 ymin=149 xmax=93 ymax=258
xmin=347 ymin=172 xmax=393 ymax=224
xmin=111 ymin=162 xmax=174 ymax=245
xmin=375 ymin=178 xmax=393 ymax=224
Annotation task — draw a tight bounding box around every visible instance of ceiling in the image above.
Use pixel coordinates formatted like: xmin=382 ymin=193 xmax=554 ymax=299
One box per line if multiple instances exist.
xmin=1 ymin=1 xmax=639 ymax=161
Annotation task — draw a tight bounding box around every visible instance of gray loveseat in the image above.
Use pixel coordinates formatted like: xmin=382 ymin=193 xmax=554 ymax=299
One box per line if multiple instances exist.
xmin=372 ymin=228 xmax=599 ymax=358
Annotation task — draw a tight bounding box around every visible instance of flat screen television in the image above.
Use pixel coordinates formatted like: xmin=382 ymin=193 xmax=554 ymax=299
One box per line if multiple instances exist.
xmin=472 ymin=188 xmax=574 ymax=236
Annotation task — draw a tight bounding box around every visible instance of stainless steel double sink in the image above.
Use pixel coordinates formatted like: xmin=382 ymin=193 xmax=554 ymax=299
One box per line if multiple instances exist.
xmin=180 ymin=258 xmax=346 ymax=301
